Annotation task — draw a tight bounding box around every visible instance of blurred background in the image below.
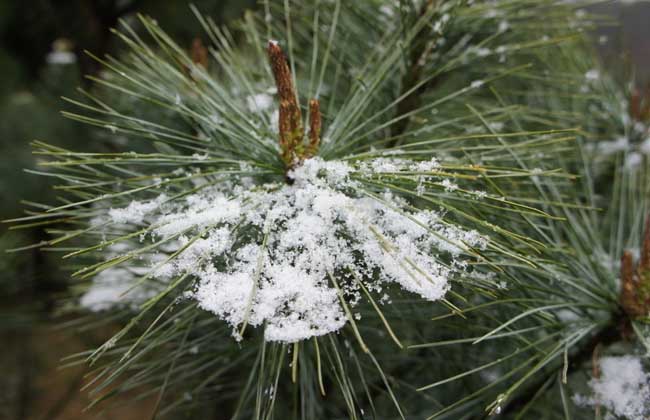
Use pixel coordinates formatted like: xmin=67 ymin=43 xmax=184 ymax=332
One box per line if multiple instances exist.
xmin=0 ymin=1 xmax=647 ymax=419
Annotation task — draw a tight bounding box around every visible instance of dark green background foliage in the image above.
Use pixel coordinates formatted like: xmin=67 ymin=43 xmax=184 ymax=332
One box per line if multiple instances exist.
xmin=0 ymin=2 xmax=256 ymax=418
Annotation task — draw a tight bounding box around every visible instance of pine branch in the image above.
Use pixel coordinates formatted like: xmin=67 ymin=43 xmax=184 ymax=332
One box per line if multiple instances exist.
xmin=389 ymin=0 xmax=439 ymax=146
xmin=497 ymin=314 xmax=624 ymax=418
xmin=268 ymin=41 xmax=321 ymax=173
xmin=6 ymin=1 xmax=642 ymax=418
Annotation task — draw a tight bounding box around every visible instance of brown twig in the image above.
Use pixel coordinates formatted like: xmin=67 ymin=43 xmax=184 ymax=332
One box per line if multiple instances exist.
xmin=591 ymin=343 xmax=602 ymax=418
xmin=190 ymin=38 xmax=209 ymax=69
xmin=268 ymin=41 xmax=304 ymax=169
xmin=306 ymin=99 xmax=321 ymax=158
xmin=620 ymin=215 xmax=650 ymax=319
xmin=267 ymin=41 xmax=322 ymax=174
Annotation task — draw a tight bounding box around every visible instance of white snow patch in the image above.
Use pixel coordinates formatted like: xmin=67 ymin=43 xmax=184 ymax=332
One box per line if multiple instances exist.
xmin=108 ymin=195 xmax=168 ymax=225
xmin=625 ymin=152 xmax=643 ymax=169
xmin=89 ymin=158 xmax=488 ymax=343
xmin=585 ymin=69 xmax=600 ymax=81
xmin=640 ymin=138 xmax=650 ymax=155
xmin=47 ymin=51 xmax=76 ymax=65
xmin=573 ymin=356 xmax=650 ymax=420
xmin=246 ymin=93 xmax=274 ymax=112
xmin=596 ymin=137 xmax=629 ymax=155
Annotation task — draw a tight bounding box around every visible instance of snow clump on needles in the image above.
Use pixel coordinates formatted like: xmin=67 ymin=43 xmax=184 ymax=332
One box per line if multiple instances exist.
xmin=83 ymin=157 xmax=489 ymax=343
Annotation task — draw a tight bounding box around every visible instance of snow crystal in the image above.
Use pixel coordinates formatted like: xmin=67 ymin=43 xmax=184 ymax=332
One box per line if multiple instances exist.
xmin=108 ymin=195 xmax=167 ymax=224
xmin=192 ymin=153 xmax=209 ymax=161
xmin=489 ymin=122 xmax=504 ymax=131
xmin=270 ymin=109 xmax=279 ymax=133
xmin=475 ymin=48 xmax=491 ymax=57
xmin=433 ymin=14 xmax=451 ymax=33
xmin=441 ymin=179 xmax=459 ymax=192
xmin=625 ymin=152 xmax=643 ymax=169
xmin=209 ymin=114 xmax=222 ymax=124
xmin=80 ymin=260 xmax=163 ymax=311
xmin=585 ymin=69 xmax=600 ymax=81
xmin=640 ymin=139 xmax=650 ymax=155
xmin=81 ymin=268 xmax=137 ymax=311
xmin=246 ymin=93 xmax=274 ymax=112
xmin=379 ymin=4 xmax=395 ymax=17
xmin=46 ymin=51 xmax=76 ymax=65
xmin=91 ymin=158 xmax=488 ymax=343
xmin=596 ymin=137 xmax=629 ymax=155
xmin=585 ymin=69 xmax=600 ymax=80
xmin=573 ymin=356 xmax=650 ymax=420
xmin=357 ymin=157 xmax=440 ymax=175
xmin=79 ymin=239 xmax=174 ymax=312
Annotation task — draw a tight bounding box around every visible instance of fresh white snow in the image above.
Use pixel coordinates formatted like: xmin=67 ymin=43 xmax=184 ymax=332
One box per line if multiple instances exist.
xmin=83 ymin=157 xmax=488 ymax=343
xmin=573 ymin=356 xmax=650 ymax=420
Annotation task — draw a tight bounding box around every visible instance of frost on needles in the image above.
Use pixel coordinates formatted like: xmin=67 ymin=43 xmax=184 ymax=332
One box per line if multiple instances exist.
xmin=85 ymin=157 xmax=488 ymax=343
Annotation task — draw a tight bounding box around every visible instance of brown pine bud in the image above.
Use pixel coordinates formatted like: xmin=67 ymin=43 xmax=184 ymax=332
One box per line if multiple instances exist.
xmin=641 ymin=84 xmax=650 ymax=121
xmin=268 ymin=41 xmax=304 ymax=168
xmin=640 ymin=216 xmax=650 ymax=271
xmin=190 ymin=38 xmax=208 ymax=69
xmin=306 ymin=99 xmax=321 ymax=158
xmin=620 ymin=216 xmax=650 ymax=319
xmin=620 ymin=251 xmax=640 ymax=317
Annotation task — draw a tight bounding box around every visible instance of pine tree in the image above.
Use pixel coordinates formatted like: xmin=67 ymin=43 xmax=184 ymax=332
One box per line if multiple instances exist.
xmin=6 ymin=1 xmax=650 ymax=418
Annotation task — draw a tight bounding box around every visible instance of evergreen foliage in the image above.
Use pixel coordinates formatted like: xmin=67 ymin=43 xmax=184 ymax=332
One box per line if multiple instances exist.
xmin=6 ymin=1 xmax=650 ymax=418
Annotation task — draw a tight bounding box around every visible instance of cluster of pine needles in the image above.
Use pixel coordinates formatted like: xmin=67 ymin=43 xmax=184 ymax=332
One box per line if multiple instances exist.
xmin=5 ymin=1 xmax=650 ymax=419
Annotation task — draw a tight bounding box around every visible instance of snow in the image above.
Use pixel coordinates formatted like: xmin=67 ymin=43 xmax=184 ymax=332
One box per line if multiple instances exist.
xmin=86 ymin=157 xmax=488 ymax=343
xmin=108 ymin=194 xmax=168 ymax=224
xmin=640 ymin=138 xmax=650 ymax=155
xmin=357 ymin=157 xmax=440 ymax=174
xmin=81 ymin=266 xmax=161 ymax=311
xmin=625 ymin=152 xmax=643 ymax=169
xmin=595 ymin=137 xmax=629 ymax=155
xmin=573 ymin=356 xmax=650 ymax=420
xmin=588 ymin=132 xmax=650 ymax=173
xmin=80 ymin=244 xmax=165 ymax=312
xmin=80 ymin=268 xmax=137 ymax=311
xmin=46 ymin=51 xmax=76 ymax=65
xmin=441 ymin=179 xmax=459 ymax=192
xmin=585 ymin=69 xmax=600 ymax=81
xmin=379 ymin=4 xmax=395 ymax=17
xmin=475 ymin=48 xmax=491 ymax=57
xmin=246 ymin=93 xmax=274 ymax=112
